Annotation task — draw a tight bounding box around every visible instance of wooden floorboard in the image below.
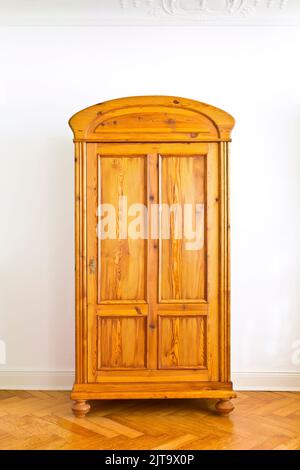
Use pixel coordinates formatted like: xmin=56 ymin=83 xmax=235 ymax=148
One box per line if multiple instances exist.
xmin=0 ymin=391 xmax=299 ymax=450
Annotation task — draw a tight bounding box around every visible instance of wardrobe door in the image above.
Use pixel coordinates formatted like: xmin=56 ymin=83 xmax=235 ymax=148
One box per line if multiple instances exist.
xmin=156 ymin=143 xmax=220 ymax=382
xmin=86 ymin=142 xmax=219 ymax=384
xmin=86 ymin=143 xmax=152 ymax=383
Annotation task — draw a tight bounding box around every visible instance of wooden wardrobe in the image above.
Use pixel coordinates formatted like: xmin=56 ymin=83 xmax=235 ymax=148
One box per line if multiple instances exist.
xmin=69 ymin=96 xmax=236 ymax=417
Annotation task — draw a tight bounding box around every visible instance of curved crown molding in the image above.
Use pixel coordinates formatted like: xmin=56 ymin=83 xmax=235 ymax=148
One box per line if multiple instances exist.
xmin=0 ymin=0 xmax=298 ymax=26
xmin=69 ymin=96 xmax=235 ymax=142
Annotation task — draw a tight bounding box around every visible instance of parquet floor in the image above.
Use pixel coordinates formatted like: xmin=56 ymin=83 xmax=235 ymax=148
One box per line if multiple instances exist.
xmin=0 ymin=391 xmax=299 ymax=450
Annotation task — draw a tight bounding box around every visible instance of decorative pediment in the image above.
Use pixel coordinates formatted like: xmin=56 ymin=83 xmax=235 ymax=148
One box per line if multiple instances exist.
xmin=69 ymin=96 xmax=235 ymax=142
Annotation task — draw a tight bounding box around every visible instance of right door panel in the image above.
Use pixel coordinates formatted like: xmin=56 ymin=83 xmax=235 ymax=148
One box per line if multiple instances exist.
xmin=160 ymin=154 xmax=206 ymax=302
xmin=157 ymin=144 xmax=219 ymax=381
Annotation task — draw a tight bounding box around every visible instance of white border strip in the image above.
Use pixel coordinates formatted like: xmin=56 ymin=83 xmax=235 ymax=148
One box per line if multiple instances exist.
xmin=233 ymin=371 xmax=300 ymax=391
xmin=0 ymin=371 xmax=300 ymax=391
xmin=0 ymin=371 xmax=74 ymax=390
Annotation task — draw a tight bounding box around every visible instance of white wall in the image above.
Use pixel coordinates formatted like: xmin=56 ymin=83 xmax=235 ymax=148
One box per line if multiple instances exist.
xmin=0 ymin=26 xmax=300 ymax=389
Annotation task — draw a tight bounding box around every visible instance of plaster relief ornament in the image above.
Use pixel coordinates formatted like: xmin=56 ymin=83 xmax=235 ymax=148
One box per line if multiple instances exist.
xmin=120 ymin=0 xmax=289 ymax=19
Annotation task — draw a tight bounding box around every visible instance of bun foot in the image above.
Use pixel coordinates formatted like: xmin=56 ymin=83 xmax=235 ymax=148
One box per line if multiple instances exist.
xmin=72 ymin=400 xmax=91 ymax=418
xmin=215 ymin=399 xmax=234 ymax=415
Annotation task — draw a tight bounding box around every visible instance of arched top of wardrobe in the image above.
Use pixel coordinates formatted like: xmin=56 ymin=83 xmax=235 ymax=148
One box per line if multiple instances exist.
xmin=69 ymin=95 xmax=235 ymax=142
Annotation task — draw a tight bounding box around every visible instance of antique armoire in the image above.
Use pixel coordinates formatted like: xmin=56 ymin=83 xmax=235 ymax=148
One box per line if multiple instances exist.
xmin=69 ymin=96 xmax=236 ymax=417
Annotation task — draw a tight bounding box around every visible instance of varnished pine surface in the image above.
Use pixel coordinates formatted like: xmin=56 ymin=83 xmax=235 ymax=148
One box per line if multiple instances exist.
xmin=74 ymin=97 xmax=232 ymax=398
xmin=69 ymin=95 xmax=235 ymax=141
xmin=0 ymin=391 xmax=299 ymax=450
xmin=86 ymin=142 xmax=221 ymax=384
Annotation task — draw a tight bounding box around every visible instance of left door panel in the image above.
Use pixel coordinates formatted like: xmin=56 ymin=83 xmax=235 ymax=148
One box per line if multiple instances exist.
xmin=86 ymin=144 xmax=150 ymax=382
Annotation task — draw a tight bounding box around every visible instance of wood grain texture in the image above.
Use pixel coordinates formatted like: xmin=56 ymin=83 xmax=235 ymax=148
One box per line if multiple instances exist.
xmin=160 ymin=154 xmax=206 ymax=301
xmin=1 ymin=391 xmax=300 ymax=450
xmin=71 ymin=400 xmax=91 ymax=418
xmin=215 ymin=399 xmax=234 ymax=415
xmin=98 ymin=155 xmax=147 ymax=302
xmin=98 ymin=316 xmax=146 ymax=369
xmin=72 ymin=379 xmax=231 ymax=394
xmin=69 ymin=96 xmax=235 ymax=142
xmin=158 ymin=316 xmax=206 ymax=369
xmin=147 ymin=153 xmax=159 ymax=371
xmin=86 ymin=144 xmax=151 ymax=383
xmin=86 ymin=143 xmax=98 ymax=383
xmin=219 ymin=141 xmax=231 ymax=382
xmin=93 ymin=110 xmax=218 ymax=137
xmin=74 ymin=141 xmax=88 ymax=384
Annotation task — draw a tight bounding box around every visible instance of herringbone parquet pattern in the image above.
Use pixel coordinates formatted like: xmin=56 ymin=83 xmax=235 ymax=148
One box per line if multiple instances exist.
xmin=0 ymin=391 xmax=299 ymax=450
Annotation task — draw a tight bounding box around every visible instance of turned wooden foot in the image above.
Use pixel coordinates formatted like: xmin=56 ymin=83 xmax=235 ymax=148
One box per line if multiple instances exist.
xmin=72 ymin=400 xmax=91 ymax=418
xmin=215 ymin=399 xmax=234 ymax=415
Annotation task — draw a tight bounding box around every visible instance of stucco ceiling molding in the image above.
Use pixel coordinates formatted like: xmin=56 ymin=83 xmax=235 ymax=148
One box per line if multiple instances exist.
xmin=0 ymin=0 xmax=298 ymax=26
xmin=120 ymin=0 xmax=295 ymax=24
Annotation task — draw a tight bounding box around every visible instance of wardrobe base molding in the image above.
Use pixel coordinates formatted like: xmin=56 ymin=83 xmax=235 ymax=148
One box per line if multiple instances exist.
xmin=71 ymin=382 xmax=236 ymax=401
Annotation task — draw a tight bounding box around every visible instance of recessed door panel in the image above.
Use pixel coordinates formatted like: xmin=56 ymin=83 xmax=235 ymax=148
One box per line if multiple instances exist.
xmin=159 ymin=155 xmax=206 ymax=302
xmin=99 ymin=156 xmax=147 ymax=303
xmin=98 ymin=316 xmax=146 ymax=369
xmin=159 ymin=315 xmax=207 ymax=369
